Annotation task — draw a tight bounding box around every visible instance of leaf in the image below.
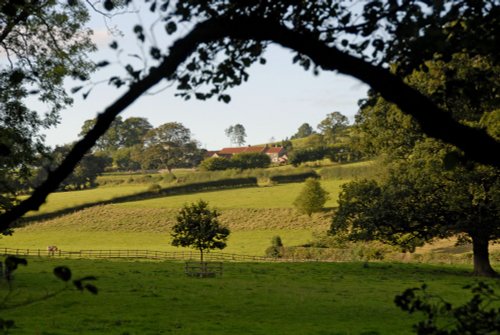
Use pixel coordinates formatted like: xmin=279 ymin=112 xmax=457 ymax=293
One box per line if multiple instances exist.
xmin=443 ymin=151 xmax=462 ymax=170
xmin=73 ymin=279 xmax=83 ymax=291
xmin=219 ymin=95 xmax=231 ymax=104
xmin=150 ymin=47 xmax=161 ymax=60
xmin=71 ymin=86 xmax=83 ymax=94
xmin=82 ymin=89 xmax=92 ymax=99
xmin=195 ymin=93 xmax=206 ymax=100
xmin=149 ymin=1 xmax=156 ymax=12
xmin=54 ymin=266 xmax=72 ymax=282
xmin=5 ymin=256 xmax=27 ymax=272
xmin=109 ymin=41 xmax=118 ymax=50
xmin=165 ymin=22 xmax=177 ymax=35
xmin=85 ymin=284 xmax=99 ymax=295
xmin=160 ymin=0 xmax=170 ymax=11
xmin=103 ymin=0 xmax=114 ymax=11
xmin=96 ymin=61 xmax=110 ymax=67
xmin=133 ymin=25 xmax=143 ymax=34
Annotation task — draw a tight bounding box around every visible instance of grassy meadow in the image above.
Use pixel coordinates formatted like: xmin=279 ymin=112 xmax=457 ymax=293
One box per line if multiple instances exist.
xmin=22 ymin=184 xmax=150 ymax=216
xmin=7 ymin=174 xmax=344 ymax=255
xmin=2 ymin=162 xmax=500 ymax=334
xmin=2 ymin=258 xmax=493 ymax=335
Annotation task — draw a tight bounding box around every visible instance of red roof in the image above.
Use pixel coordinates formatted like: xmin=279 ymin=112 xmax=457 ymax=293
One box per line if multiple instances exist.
xmin=265 ymin=147 xmax=285 ymax=154
xmin=216 ymin=146 xmax=286 ymax=156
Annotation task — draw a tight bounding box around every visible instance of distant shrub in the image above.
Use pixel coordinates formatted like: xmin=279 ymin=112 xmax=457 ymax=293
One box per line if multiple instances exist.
xmin=231 ymin=152 xmax=271 ymax=169
xmin=265 ymin=236 xmax=285 ymax=258
xmin=147 ymin=183 xmax=162 ymax=193
xmin=289 ymin=147 xmax=328 ymax=166
xmin=293 ymin=178 xmax=329 ymax=216
xmin=318 ymin=162 xmax=378 ymax=180
xmin=199 ymin=157 xmax=233 ymax=171
xmin=162 ymin=173 xmax=177 ymax=183
xmin=269 ymin=171 xmax=318 ymax=184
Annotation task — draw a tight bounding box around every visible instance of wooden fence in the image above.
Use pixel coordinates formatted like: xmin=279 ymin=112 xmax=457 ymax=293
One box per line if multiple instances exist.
xmin=0 ymin=248 xmax=284 ymax=262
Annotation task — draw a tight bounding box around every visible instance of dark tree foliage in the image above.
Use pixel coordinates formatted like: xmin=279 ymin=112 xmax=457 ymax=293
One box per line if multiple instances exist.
xmin=32 ymin=144 xmax=111 ymax=191
xmin=171 ymin=200 xmax=230 ymax=262
xmin=289 ymin=147 xmax=328 ymax=166
xmin=231 ymin=152 xmax=271 ymax=170
xmin=2 ymin=0 xmax=499 ymax=230
xmin=334 ymin=53 xmax=499 ymax=276
xmin=199 ymin=156 xmax=233 ymax=171
xmin=330 ymin=140 xmax=500 ymax=277
xmin=395 ymin=282 xmax=500 ymax=334
xmin=0 ymin=0 xmax=95 ymax=214
xmin=291 ymin=123 xmax=314 ymax=139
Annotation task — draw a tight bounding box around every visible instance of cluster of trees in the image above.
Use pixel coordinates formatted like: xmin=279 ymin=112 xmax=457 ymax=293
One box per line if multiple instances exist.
xmin=287 ymin=112 xmax=363 ymax=165
xmin=199 ymin=152 xmax=271 ymax=171
xmin=79 ymin=117 xmax=205 ymax=173
xmin=331 ymin=54 xmax=500 ymax=277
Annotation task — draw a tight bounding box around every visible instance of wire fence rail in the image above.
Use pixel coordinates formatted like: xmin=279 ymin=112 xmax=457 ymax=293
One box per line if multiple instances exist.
xmin=0 ymin=247 xmax=291 ymax=262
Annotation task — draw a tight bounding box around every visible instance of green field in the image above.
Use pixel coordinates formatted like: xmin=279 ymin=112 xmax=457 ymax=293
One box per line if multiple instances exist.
xmin=1 ymin=258 xmax=491 ymax=335
xmin=113 ymin=180 xmax=345 ymax=209
xmin=8 ymin=178 xmax=342 ymax=255
xmin=23 ymin=184 xmax=149 ymax=216
xmin=3 ymin=164 xmax=500 ymax=334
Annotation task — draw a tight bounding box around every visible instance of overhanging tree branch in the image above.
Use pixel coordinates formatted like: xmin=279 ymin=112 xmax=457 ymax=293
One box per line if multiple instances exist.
xmin=1 ymin=16 xmax=498 ymax=229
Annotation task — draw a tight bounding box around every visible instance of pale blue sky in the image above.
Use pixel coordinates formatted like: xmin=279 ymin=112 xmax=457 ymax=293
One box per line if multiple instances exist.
xmin=40 ymin=5 xmax=369 ymax=150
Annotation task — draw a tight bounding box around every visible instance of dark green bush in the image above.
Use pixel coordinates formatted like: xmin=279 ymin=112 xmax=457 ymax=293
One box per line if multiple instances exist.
xmin=269 ymin=171 xmax=318 ymax=183
xmin=147 ymin=183 xmax=162 ymax=193
xmin=265 ymin=235 xmax=285 ymax=258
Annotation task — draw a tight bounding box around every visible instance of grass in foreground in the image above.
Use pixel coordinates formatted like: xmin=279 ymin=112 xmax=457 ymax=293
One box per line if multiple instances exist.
xmin=1 ymin=259 xmax=491 ymax=335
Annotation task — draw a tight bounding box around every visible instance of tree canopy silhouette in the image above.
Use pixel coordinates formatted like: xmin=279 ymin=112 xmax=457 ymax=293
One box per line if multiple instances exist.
xmin=1 ymin=0 xmax=498 ymax=231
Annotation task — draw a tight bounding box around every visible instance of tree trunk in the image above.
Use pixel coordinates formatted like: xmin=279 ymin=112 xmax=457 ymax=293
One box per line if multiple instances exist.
xmin=471 ymin=236 xmax=497 ymax=277
xmin=200 ymin=249 xmax=204 ymax=263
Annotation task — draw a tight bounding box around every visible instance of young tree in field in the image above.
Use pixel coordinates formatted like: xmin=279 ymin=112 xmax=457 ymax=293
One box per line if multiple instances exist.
xmin=225 ymin=124 xmax=247 ymax=146
xmin=171 ymin=200 xmax=230 ymax=262
xmin=293 ymin=178 xmax=329 ymax=217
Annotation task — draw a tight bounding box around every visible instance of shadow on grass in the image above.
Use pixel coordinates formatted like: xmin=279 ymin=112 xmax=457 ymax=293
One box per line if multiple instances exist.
xmin=18 ymin=178 xmax=259 ymax=226
xmin=433 ymin=244 xmax=473 ymax=254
